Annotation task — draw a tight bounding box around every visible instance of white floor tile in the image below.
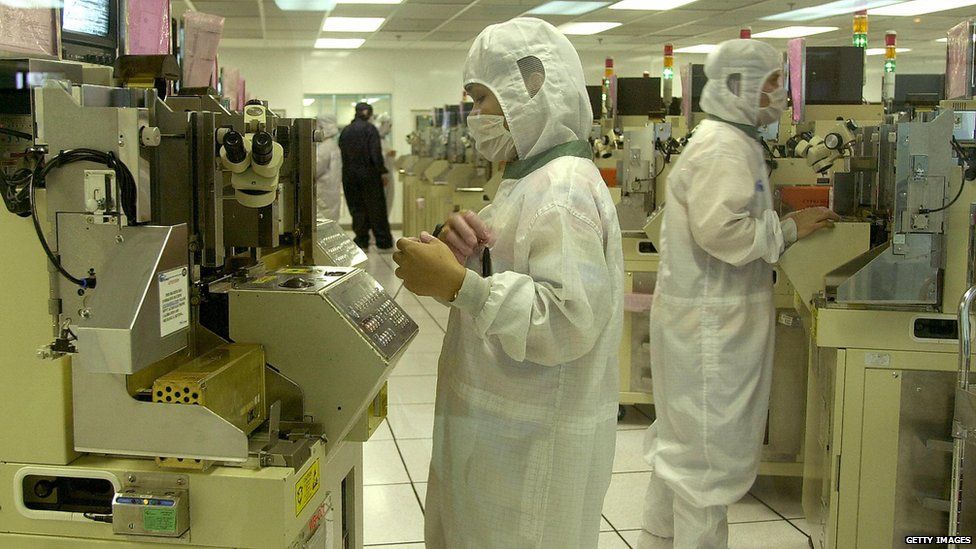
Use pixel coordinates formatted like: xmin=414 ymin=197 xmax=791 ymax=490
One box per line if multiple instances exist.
xmin=602 ymin=472 xmax=652 ymax=530
xmin=389 ymin=375 xmax=438 ymax=405
xmin=406 ymin=334 xmax=446 ymax=354
xmin=728 ymin=494 xmax=781 ymax=524
xmin=363 ymin=439 xmax=410 ymax=486
xmin=414 ymin=482 xmax=428 ymax=510
xmin=749 ymin=475 xmax=804 ymax=519
xmin=398 ymin=438 xmax=433 ymax=483
xmin=370 ymin=419 xmax=393 ymax=441
xmin=613 ymin=429 xmax=651 ymax=473
xmin=363 ymin=484 xmax=425 ymax=545
xmin=618 ymin=406 xmax=654 ymax=431
xmin=619 ymin=529 xmax=642 ymax=547
xmin=600 ymin=531 xmax=630 ymax=548
xmin=788 ymin=517 xmax=816 ymax=536
xmin=729 ymin=520 xmax=810 ymax=549
xmin=367 ymin=544 xmax=425 ymax=548
xmin=391 ymin=352 xmax=440 ymax=377
xmin=602 ymin=517 xmax=614 ymax=532
xmin=387 ymin=403 xmax=436 ymax=440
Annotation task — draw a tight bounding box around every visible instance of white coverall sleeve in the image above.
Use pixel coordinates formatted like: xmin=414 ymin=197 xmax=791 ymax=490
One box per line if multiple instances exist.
xmin=450 ymin=204 xmax=614 ymax=367
xmin=685 ymin=152 xmax=788 ymax=267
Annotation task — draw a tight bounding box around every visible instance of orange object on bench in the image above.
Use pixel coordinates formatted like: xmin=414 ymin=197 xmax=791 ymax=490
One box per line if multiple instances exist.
xmin=779 ymin=185 xmax=830 ymax=211
xmin=599 ymin=167 xmax=617 ymax=187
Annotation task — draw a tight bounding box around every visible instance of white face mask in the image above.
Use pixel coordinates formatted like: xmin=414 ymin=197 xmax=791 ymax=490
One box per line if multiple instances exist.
xmin=757 ymin=86 xmax=787 ymax=127
xmin=467 ymin=114 xmax=517 ymax=162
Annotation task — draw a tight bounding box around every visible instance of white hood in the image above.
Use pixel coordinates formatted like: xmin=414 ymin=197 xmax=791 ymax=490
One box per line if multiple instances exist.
xmin=317 ymin=114 xmax=339 ymax=139
xmin=700 ymin=39 xmax=782 ymax=127
xmin=463 ymin=17 xmax=591 ymax=160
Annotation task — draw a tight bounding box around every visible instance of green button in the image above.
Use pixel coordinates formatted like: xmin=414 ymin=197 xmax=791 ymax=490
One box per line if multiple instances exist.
xmin=143 ymin=507 xmax=177 ymax=533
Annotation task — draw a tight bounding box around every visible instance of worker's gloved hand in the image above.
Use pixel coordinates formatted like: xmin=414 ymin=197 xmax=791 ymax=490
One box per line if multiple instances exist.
xmin=382 ymin=174 xmax=390 ymax=187
xmin=786 ymin=207 xmax=841 ymax=240
xmin=393 ymin=235 xmax=467 ymax=301
xmin=437 ymin=210 xmax=493 ymax=264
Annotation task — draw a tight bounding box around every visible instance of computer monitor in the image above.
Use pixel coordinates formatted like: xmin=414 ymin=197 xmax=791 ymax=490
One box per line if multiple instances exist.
xmin=690 ymin=64 xmax=706 ymax=113
xmin=586 ymin=85 xmax=603 ymax=120
xmin=805 ymin=47 xmax=863 ymax=105
xmin=61 ymin=0 xmax=119 ymax=65
xmin=616 ymin=77 xmax=664 ymax=116
xmin=895 ymin=74 xmax=945 ymax=108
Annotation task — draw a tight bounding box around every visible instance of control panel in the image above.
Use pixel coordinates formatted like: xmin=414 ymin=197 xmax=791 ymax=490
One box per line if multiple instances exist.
xmin=325 ymin=270 xmax=418 ymax=360
xmin=314 ymin=220 xmax=368 ymax=267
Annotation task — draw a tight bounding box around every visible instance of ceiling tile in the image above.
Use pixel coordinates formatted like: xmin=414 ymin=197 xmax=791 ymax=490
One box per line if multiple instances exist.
xmin=383 ymin=17 xmax=444 ymax=31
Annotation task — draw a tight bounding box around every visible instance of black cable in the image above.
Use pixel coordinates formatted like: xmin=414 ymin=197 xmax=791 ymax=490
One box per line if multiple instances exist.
xmin=83 ymin=513 xmax=113 ymax=524
xmin=0 ymin=127 xmax=32 ymax=140
xmin=29 ymin=177 xmax=95 ymax=288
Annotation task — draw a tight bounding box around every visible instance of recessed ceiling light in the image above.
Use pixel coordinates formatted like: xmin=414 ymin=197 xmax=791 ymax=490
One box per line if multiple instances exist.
xmin=609 ymin=0 xmax=697 ymax=9
xmin=315 ymin=38 xmax=367 ymax=48
xmin=322 ymin=17 xmax=385 ymax=32
xmin=752 ymin=26 xmax=839 ymax=39
xmin=865 ymin=47 xmax=911 ymax=55
xmin=762 ymin=0 xmax=901 ymax=21
xmin=528 ymin=1 xmax=609 ymax=15
xmin=303 ymin=98 xmax=316 ymax=106
xmin=558 ymin=22 xmax=622 ymax=35
xmin=673 ymin=44 xmax=718 ymax=53
xmin=936 ymin=37 xmax=949 ymax=42
xmin=869 ymin=0 xmax=976 ymax=15
xmin=274 ymin=0 xmax=337 ymax=10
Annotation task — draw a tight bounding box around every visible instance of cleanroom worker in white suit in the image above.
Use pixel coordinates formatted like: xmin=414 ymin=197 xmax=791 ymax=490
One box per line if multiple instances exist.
xmin=392 ymin=17 xmax=623 ymax=549
xmin=315 ymin=114 xmax=342 ymax=223
xmin=637 ymin=39 xmax=839 ymax=549
xmin=373 ymin=112 xmax=396 ymax=215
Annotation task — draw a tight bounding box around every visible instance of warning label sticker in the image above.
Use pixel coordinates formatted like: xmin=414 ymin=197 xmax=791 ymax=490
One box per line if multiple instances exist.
xmin=159 ymin=267 xmax=190 ymax=337
xmin=295 ymin=459 xmax=321 ymax=516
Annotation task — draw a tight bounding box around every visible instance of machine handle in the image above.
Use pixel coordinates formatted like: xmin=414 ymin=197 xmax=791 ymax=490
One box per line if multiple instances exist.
xmin=958 ymin=286 xmax=976 ymax=388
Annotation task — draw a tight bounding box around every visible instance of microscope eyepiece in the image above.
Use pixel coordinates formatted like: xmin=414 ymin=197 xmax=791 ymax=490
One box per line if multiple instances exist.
xmin=251 ymin=131 xmax=274 ymax=166
xmin=223 ymin=130 xmax=247 ymax=164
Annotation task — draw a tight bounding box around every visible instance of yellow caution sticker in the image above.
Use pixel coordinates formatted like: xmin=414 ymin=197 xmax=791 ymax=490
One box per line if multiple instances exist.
xmin=279 ymin=267 xmax=314 ymax=275
xmin=295 ymin=459 xmax=321 ymax=516
xmin=253 ymin=275 xmax=276 ymax=284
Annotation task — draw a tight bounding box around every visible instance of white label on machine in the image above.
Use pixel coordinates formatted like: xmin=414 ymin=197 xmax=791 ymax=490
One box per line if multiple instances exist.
xmin=864 ymin=352 xmax=891 ymax=367
xmin=158 ymin=267 xmax=190 ymax=337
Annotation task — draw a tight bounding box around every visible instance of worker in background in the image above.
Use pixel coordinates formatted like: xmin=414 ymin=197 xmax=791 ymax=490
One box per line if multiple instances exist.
xmin=339 ymin=102 xmax=393 ymax=252
xmin=374 ymin=112 xmax=396 ymax=216
xmin=315 ymin=114 xmax=342 ymax=223
xmin=391 ymin=17 xmax=623 ymax=548
xmin=637 ymin=39 xmax=839 ymax=549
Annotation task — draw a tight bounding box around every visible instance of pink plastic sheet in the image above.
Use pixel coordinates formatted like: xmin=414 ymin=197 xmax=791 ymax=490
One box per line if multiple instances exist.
xmin=946 ymin=20 xmax=975 ymax=100
xmin=182 ymin=11 xmax=224 ymax=88
xmin=0 ymin=6 xmax=59 ymax=58
xmin=624 ymin=292 xmax=654 ymax=313
xmin=788 ymin=38 xmax=806 ymax=123
xmin=126 ymin=0 xmax=171 ymax=55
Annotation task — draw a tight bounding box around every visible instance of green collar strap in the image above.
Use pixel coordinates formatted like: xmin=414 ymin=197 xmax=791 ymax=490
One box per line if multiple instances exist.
xmin=707 ymin=115 xmax=761 ymax=143
xmin=502 ymin=139 xmax=594 ymax=180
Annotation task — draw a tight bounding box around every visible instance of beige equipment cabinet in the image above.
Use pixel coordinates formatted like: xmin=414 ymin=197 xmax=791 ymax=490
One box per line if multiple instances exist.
xmin=778 ymin=111 xmax=976 ymax=547
xmin=417 ymin=159 xmax=449 ymax=235
xmin=426 ymin=163 xmax=475 ymax=231
xmin=399 ymin=156 xmax=434 ymax=238
xmin=618 ymin=232 xmax=658 ymax=407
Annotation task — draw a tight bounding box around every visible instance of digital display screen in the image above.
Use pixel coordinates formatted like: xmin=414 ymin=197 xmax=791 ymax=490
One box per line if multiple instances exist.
xmin=616 ymin=77 xmax=664 ymax=116
xmin=805 ymin=47 xmax=863 ymax=105
xmin=62 ymin=0 xmax=111 ymax=37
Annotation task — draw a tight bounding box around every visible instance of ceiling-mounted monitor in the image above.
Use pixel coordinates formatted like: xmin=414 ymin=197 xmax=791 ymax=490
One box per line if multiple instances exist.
xmin=616 ymin=77 xmax=664 ymax=116
xmin=586 ymin=85 xmax=602 ymax=120
xmin=61 ymin=0 xmax=119 ymax=66
xmin=805 ymin=46 xmax=864 ymax=105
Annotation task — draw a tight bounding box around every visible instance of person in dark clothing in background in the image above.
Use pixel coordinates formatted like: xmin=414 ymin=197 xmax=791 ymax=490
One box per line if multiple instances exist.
xmin=339 ymin=102 xmax=393 ymax=251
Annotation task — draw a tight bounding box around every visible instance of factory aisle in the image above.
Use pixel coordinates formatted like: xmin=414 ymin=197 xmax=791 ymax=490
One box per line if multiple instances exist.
xmin=358 ymin=238 xmax=813 ymax=548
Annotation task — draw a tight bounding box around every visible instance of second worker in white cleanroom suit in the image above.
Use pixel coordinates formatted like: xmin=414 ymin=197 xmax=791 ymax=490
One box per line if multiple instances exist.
xmin=638 ymin=39 xmax=839 ymax=549
xmin=393 ymin=17 xmax=623 ymax=549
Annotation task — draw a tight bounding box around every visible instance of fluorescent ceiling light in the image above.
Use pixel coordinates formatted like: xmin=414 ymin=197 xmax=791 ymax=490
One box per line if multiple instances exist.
xmin=936 ymin=37 xmax=949 ymax=42
xmin=0 ymin=0 xmax=62 ymax=6
xmin=609 ymin=0 xmax=697 ymax=9
xmin=336 ymin=0 xmax=401 ymax=3
xmin=865 ymin=47 xmax=911 ymax=55
xmin=674 ymin=44 xmax=718 ymax=53
xmin=753 ymin=26 xmax=838 ymax=38
xmin=303 ymin=98 xmax=316 ymax=106
xmin=870 ymin=0 xmax=976 ymax=15
xmin=528 ymin=1 xmax=609 ymax=15
xmin=322 ymin=17 xmax=385 ymax=32
xmin=558 ymin=22 xmax=622 ymax=35
xmin=315 ymin=38 xmax=366 ymax=48
xmin=274 ymin=0 xmax=337 ymax=10
xmin=762 ymin=0 xmax=901 ymax=21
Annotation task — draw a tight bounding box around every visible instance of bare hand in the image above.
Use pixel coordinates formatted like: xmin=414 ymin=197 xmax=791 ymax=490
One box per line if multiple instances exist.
xmin=393 ymin=236 xmax=466 ymax=301
xmin=437 ymin=210 xmax=493 ymax=264
xmin=789 ymin=207 xmax=841 ymax=240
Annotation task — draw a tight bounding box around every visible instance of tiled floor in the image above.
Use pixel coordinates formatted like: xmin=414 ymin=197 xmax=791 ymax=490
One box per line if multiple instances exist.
xmin=357 ymin=237 xmax=812 ymax=548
